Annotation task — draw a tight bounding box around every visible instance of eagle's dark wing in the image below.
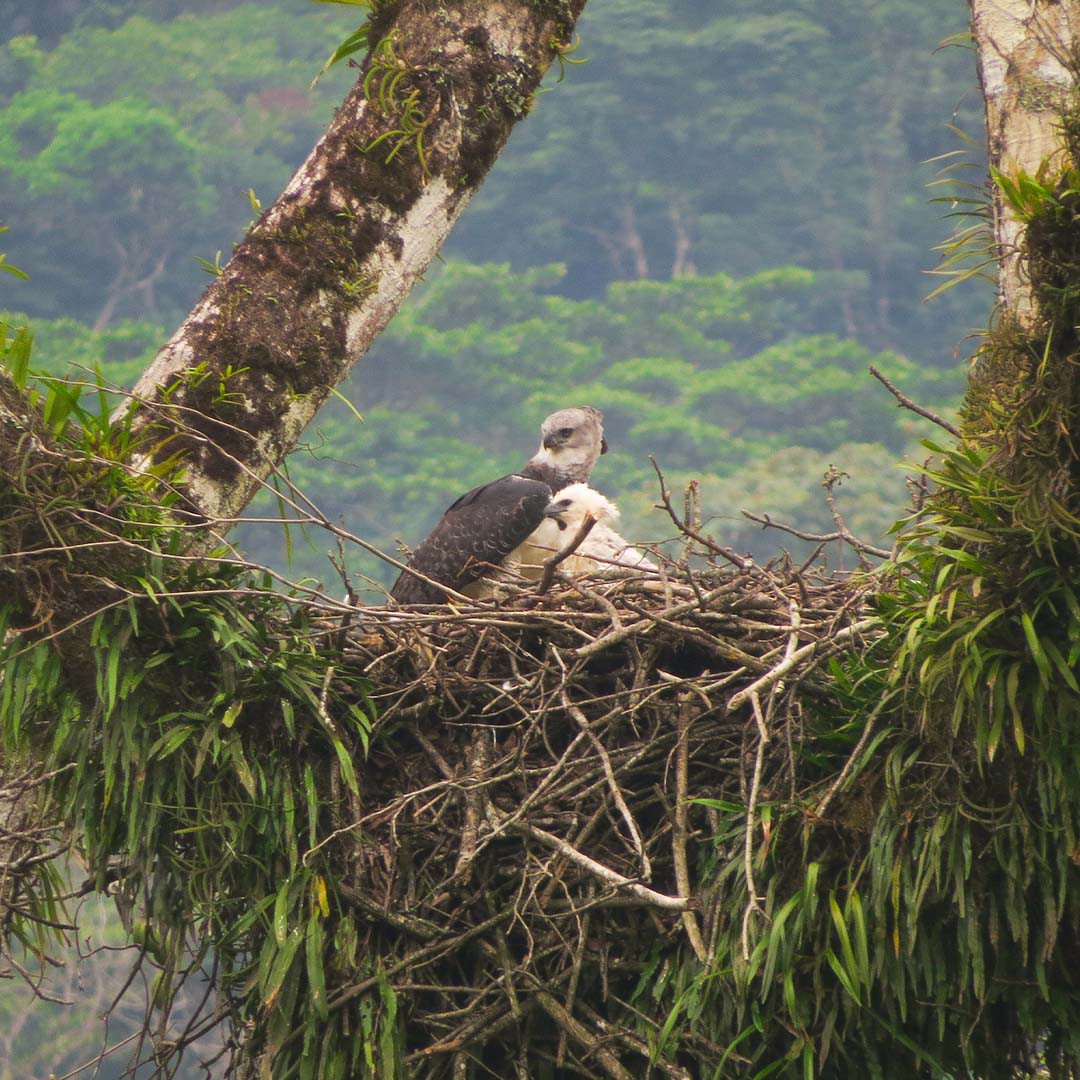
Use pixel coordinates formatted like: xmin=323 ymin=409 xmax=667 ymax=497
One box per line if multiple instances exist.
xmin=390 ymin=474 xmax=552 ymax=604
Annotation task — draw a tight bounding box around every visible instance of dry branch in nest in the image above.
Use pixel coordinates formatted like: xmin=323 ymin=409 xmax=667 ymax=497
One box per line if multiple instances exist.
xmin=319 ymin=547 xmax=879 ymax=1076
xmin=0 ymin=762 xmax=73 ymax=993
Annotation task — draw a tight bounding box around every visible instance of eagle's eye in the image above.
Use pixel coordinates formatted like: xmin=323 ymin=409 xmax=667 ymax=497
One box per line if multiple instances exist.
xmin=558 ymin=427 xmax=573 ymax=438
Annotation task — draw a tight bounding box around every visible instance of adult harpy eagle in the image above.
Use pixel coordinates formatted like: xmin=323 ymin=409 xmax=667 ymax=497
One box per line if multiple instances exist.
xmin=389 ymin=407 xmax=607 ymax=604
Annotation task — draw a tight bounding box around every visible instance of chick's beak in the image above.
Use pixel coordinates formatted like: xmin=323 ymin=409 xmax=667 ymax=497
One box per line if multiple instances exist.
xmin=600 ymin=436 xmax=608 ymax=455
xmin=542 ymin=433 xmax=563 ymax=451
xmin=543 ymin=502 xmax=569 ymax=529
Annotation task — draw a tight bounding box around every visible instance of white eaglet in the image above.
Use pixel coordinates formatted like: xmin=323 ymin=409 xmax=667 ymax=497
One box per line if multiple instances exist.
xmin=537 ymin=483 xmax=657 ymax=574
xmin=464 ymin=483 xmax=657 ymax=598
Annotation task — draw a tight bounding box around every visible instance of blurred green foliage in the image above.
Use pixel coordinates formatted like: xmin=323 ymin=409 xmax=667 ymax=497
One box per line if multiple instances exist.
xmin=299 ymin=263 xmax=962 ymax=591
xmin=0 ymin=0 xmax=984 ymax=352
xmin=0 ymin=1 xmax=998 ymax=1075
xmin=453 ymin=0 xmax=985 ymax=356
xmin=12 ymin=261 xmax=965 ymax=589
xmin=0 ymin=4 xmax=359 ymax=326
xmin=0 ymin=0 xmax=983 ymax=588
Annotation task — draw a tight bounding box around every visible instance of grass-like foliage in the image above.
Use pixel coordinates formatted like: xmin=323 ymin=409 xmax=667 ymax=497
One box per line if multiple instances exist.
xmin=571 ymin=98 xmax=1080 ymax=1079
xmin=0 ymin=328 xmax=377 ymax=1079
xmin=756 ymin=105 xmax=1080 ymax=1076
xmin=2 ymin=574 xmax=376 ymax=1074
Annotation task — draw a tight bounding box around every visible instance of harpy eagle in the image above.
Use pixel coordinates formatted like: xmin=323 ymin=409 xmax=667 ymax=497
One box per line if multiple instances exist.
xmin=389 ymin=407 xmax=607 ymax=604
xmin=461 ymin=483 xmax=658 ymax=599
xmin=538 ymin=483 xmax=658 ymax=574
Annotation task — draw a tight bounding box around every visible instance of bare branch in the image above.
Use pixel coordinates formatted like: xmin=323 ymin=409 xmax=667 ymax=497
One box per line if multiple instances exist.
xmin=869 ymin=365 xmax=961 ymax=438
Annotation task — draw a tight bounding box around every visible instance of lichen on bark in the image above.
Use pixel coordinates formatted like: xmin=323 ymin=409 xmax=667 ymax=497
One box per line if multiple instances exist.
xmin=126 ymin=0 xmax=587 ymax=531
xmin=970 ymin=0 xmax=1080 ymax=320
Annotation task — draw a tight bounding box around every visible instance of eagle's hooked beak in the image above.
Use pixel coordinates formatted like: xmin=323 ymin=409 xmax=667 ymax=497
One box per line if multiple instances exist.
xmin=600 ymin=436 xmax=608 ymax=455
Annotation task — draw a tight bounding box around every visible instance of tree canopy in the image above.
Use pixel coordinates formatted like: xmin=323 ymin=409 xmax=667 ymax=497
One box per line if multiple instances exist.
xmin=0 ymin=0 xmax=983 ymax=580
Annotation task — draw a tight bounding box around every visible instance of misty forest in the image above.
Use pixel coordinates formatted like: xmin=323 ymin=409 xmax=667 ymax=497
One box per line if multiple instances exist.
xmin=4 ymin=1 xmax=1080 ymax=1079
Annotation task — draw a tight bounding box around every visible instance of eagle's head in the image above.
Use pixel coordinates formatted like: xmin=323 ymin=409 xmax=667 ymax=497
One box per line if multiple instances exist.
xmin=543 ymin=483 xmax=619 ymax=531
xmin=536 ymin=407 xmax=607 ymax=476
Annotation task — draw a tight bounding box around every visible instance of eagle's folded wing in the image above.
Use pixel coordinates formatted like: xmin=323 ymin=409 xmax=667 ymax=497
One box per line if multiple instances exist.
xmin=390 ymin=474 xmax=552 ymax=604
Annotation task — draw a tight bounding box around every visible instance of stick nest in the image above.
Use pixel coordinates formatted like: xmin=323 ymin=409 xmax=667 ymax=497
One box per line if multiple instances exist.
xmin=320 ymin=552 xmax=877 ymax=1078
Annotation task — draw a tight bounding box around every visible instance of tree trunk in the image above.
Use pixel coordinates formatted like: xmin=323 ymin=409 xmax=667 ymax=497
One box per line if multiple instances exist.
xmin=126 ymin=0 xmax=585 ymax=530
xmin=969 ymin=0 xmax=1080 ymax=318
xmin=7 ymin=4 xmax=1080 ymax=1077
xmin=0 ymin=0 xmax=588 ymax=1022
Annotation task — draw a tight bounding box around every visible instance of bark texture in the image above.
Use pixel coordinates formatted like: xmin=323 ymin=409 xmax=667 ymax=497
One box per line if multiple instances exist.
xmin=127 ymin=0 xmax=585 ymax=528
xmin=970 ymin=0 xmax=1080 ymax=318
xmin=2 ymin=0 xmax=591 ymax=951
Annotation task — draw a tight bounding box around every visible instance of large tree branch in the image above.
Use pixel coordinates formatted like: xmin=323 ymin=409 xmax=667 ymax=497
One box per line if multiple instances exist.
xmin=126 ymin=0 xmax=585 ymax=528
xmin=969 ymin=0 xmax=1080 ymax=319
xmin=0 ymin=1 xmax=589 ymax=975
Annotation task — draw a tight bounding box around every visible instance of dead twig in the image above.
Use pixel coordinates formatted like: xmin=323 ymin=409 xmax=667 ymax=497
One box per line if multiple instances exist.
xmin=673 ymin=691 xmax=709 ymax=962
xmin=534 ymin=990 xmax=637 ymax=1080
xmin=538 ymin=514 xmax=598 ymax=594
xmin=869 ymin=364 xmax=961 ymax=438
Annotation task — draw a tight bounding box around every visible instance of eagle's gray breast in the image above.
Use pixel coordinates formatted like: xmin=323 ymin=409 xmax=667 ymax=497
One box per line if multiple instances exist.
xmin=390 ymin=474 xmax=553 ymax=604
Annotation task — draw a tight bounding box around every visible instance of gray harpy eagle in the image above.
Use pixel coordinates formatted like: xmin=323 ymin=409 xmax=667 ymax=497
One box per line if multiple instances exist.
xmin=389 ymin=407 xmax=607 ymax=604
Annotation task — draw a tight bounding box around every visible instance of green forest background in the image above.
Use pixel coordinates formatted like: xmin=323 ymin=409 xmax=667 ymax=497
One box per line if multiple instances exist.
xmin=2 ymin=0 xmax=986 ymax=599
xmin=0 ymin=3 xmax=984 ymax=1071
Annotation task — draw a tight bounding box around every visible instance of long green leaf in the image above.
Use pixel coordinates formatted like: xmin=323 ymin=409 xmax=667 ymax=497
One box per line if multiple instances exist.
xmin=311 ymin=24 xmax=371 ymax=88
xmin=1021 ymin=611 xmax=1052 ymax=686
xmin=306 ymin=912 xmax=329 ymax=1020
xmin=262 ymin=927 xmax=303 ymax=1008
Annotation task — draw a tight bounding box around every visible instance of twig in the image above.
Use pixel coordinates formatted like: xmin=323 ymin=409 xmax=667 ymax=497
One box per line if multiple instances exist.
xmin=557 ymin=892 xmax=592 ymax=1067
xmin=575 ymin=1000 xmax=696 ymax=1080
xmin=538 ymin=514 xmax=598 ymax=594
xmin=489 ymin=806 xmax=692 ymax=911
xmin=741 ymin=689 xmax=770 ymax=961
xmin=673 ymin=692 xmax=709 ymax=962
xmin=554 ymin=651 xmax=650 ymax=880
xmin=534 ymin=990 xmax=637 ymax=1080
xmin=727 ymin=617 xmax=881 ymax=713
xmin=869 ymin=364 xmax=961 ymax=438
xmin=907 ymin=463 xmax=932 ymax=514
xmin=741 ymin=510 xmax=891 ymax=561
xmin=651 ymin=458 xmax=754 ymax=570
xmin=678 ymin=479 xmax=701 ymax=571
xmin=293 ymin=910 xmax=514 ymax=1042
xmin=453 ymin=729 xmax=490 ymax=882
xmin=822 ymin=465 xmax=886 ymax=569
xmin=575 ymin=582 xmax=753 ymax=659
xmin=407 ymin=726 xmax=455 ymax=781
xmin=407 ymin=996 xmax=537 ymax=1061
xmin=49 ymin=1032 xmax=144 ymax=1080
xmin=485 ymin=891 xmax=522 ymax=1020
xmin=813 ymin=706 xmax=883 ymax=820
xmin=340 ymin=887 xmax=442 ymax=940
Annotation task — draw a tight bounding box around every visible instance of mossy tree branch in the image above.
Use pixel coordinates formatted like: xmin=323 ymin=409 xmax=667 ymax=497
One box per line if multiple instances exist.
xmin=125 ymin=0 xmax=586 ymax=531
xmin=970 ymin=0 xmax=1080 ymax=319
xmin=10 ymin=4 xmax=1080 ymax=1078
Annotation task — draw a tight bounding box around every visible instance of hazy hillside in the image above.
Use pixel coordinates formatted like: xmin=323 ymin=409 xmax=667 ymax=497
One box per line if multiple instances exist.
xmin=1 ymin=0 xmax=987 ymax=592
